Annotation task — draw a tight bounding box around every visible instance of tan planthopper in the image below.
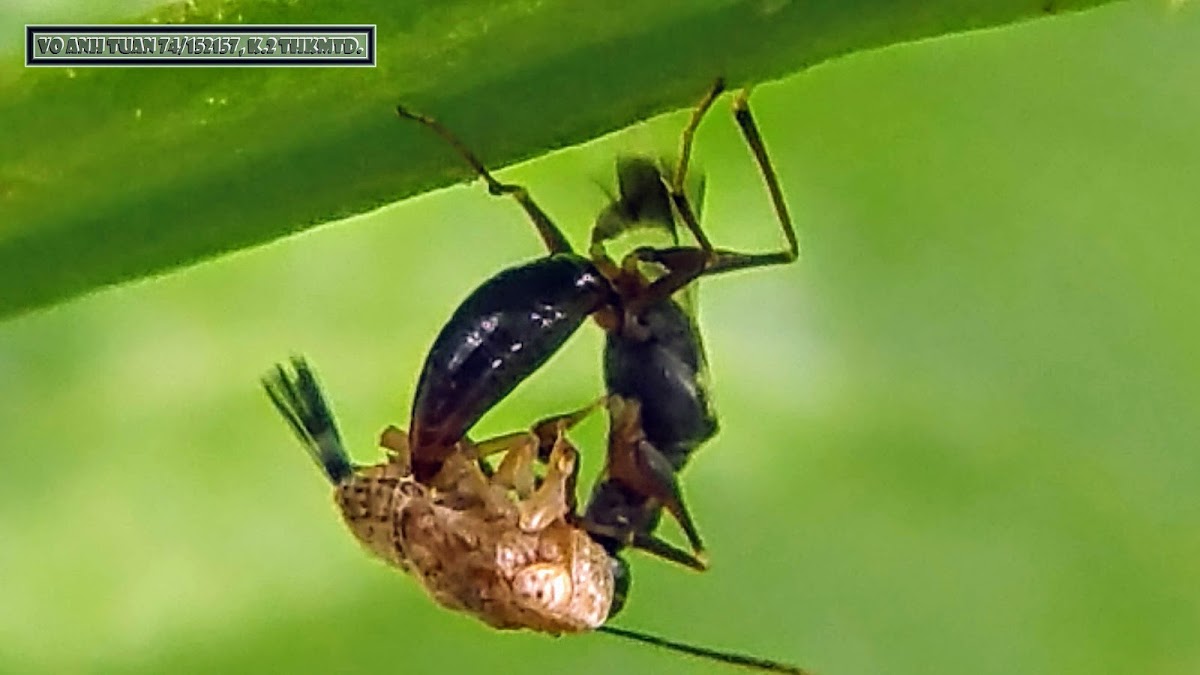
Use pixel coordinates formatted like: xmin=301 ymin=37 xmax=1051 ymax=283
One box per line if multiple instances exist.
xmin=262 ymin=357 xmax=812 ymax=673
xmin=263 ymin=356 xmax=614 ymax=634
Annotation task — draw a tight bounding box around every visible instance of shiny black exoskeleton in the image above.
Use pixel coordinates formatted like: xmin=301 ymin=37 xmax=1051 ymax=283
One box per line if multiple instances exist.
xmin=581 ymin=157 xmax=720 ymax=574
xmin=408 ymin=254 xmax=613 ymax=481
xmin=593 ymin=156 xmax=719 ymax=471
xmin=256 ymin=84 xmax=813 ymax=675
xmin=605 ymin=300 xmax=716 ymax=468
xmin=396 ymin=80 xmax=799 ymax=613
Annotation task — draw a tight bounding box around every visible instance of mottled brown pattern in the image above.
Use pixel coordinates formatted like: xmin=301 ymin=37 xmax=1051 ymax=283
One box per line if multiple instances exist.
xmin=335 ymin=434 xmax=613 ymax=634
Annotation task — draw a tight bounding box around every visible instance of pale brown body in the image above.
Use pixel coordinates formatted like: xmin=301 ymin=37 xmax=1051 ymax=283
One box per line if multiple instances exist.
xmin=336 ymin=423 xmax=613 ymax=634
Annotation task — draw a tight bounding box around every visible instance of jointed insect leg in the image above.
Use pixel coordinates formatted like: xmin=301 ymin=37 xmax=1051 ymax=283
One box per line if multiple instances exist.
xmin=631 ymin=531 xmax=708 ymax=571
xmin=669 ymin=78 xmax=725 ymax=254
xmin=617 ymin=79 xmax=789 ymax=315
xmin=599 ymin=396 xmax=707 ymax=566
xmin=583 ymin=516 xmax=708 ymax=571
xmin=475 ymin=398 xmax=603 ymax=499
xmin=378 ymin=423 xmax=500 ymax=498
xmin=515 ymin=432 xmax=581 ymax=533
xmin=395 ymin=105 xmax=574 ymax=255
xmin=527 ymin=396 xmax=606 ymax=461
xmin=729 ymin=88 xmax=799 ymax=268
xmin=633 ymin=84 xmax=800 ymax=303
xmin=474 ymin=397 xmax=604 ymax=460
xmin=481 ymin=425 xmax=584 ymax=532
xmin=486 ymin=435 xmax=539 ymax=498
xmin=673 ymin=87 xmax=800 ymax=277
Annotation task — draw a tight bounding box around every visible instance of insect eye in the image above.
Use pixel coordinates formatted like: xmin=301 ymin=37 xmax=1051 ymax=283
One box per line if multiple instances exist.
xmin=513 ymin=563 xmax=573 ymax=612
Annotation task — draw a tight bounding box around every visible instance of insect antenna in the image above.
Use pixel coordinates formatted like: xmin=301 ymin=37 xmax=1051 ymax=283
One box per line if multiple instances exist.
xmin=597 ymin=624 xmax=812 ymax=674
xmin=261 ymin=356 xmax=354 ymax=483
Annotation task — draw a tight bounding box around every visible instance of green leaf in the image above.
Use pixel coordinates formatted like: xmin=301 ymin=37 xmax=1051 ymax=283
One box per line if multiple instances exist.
xmin=0 ymin=0 xmax=1120 ymax=319
xmin=3 ymin=4 xmax=1198 ymax=673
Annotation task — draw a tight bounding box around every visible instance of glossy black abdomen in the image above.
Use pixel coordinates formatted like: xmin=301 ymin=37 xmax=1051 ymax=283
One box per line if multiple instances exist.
xmin=603 ymin=298 xmax=718 ymax=470
xmin=410 ymin=254 xmax=611 ymax=458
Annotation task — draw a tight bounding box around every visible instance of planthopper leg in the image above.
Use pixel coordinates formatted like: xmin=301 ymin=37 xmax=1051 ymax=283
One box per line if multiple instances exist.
xmin=476 ymin=397 xmax=604 ymax=498
xmin=515 ymin=431 xmax=582 ymax=533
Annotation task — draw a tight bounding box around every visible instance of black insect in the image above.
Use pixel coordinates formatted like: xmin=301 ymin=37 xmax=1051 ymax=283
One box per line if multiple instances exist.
xmin=396 ymin=79 xmax=799 ymax=598
xmin=263 ymin=357 xmax=810 ymax=674
xmin=261 ymin=79 xmax=807 ymax=674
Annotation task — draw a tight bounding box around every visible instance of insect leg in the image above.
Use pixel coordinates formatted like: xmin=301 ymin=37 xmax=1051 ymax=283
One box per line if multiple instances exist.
xmin=484 ymin=433 xmax=539 ymax=498
xmin=515 ymin=432 xmax=581 ymax=533
xmin=474 ymin=397 xmax=604 ymax=461
xmin=395 ymin=105 xmax=574 ymax=255
xmin=730 ymin=88 xmax=799 ymax=264
xmin=630 ymin=85 xmax=800 ymax=308
xmin=526 ymin=396 xmax=606 ymax=461
xmin=621 ymin=438 xmax=706 ymax=559
xmin=583 ymin=515 xmax=707 ymax=571
xmin=612 ymin=79 xmax=800 ymax=314
xmin=475 ymin=398 xmax=603 ymax=498
xmin=668 ymin=78 xmax=726 ymax=254
xmin=679 ymin=87 xmax=801 ymax=276
xmin=603 ymin=397 xmax=707 ymax=562
xmin=630 ymin=532 xmax=708 ymax=571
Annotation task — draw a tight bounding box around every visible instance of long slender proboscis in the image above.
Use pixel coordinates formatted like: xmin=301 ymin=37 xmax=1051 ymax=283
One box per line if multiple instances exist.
xmin=597 ymin=625 xmax=812 ymax=674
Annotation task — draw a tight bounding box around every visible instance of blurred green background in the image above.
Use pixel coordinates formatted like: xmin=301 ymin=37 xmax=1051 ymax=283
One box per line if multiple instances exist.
xmin=3 ymin=2 xmax=1199 ymax=674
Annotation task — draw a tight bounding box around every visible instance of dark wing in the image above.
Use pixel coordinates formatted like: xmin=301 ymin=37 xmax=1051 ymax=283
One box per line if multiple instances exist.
xmin=591 ymin=156 xmax=679 ymax=252
xmin=262 ymin=356 xmax=354 ymax=483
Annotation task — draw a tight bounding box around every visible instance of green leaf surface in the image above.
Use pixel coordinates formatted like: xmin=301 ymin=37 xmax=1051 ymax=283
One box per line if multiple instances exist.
xmin=0 ymin=0 xmax=1119 ymax=319
xmin=2 ymin=3 xmax=1199 ymax=674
